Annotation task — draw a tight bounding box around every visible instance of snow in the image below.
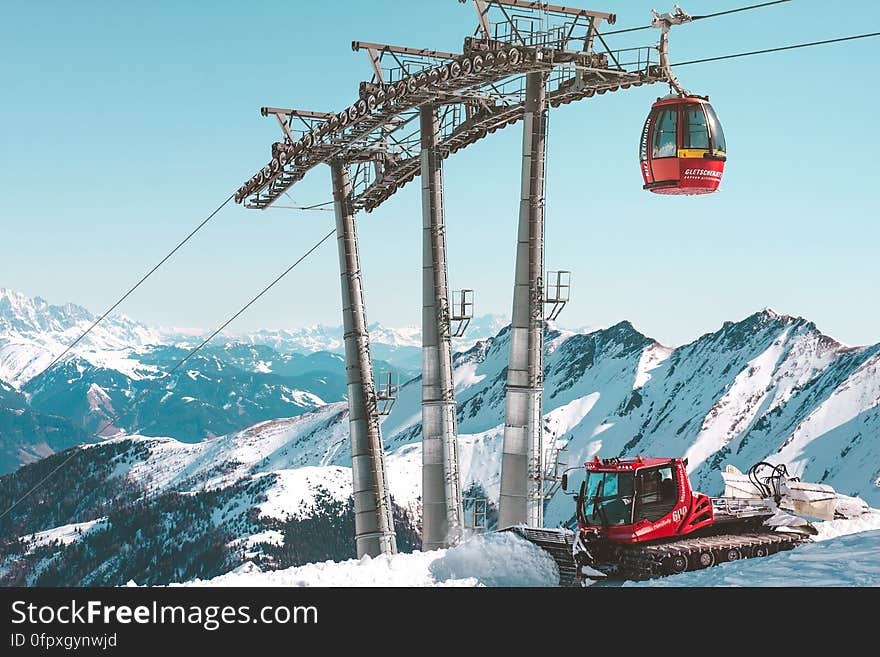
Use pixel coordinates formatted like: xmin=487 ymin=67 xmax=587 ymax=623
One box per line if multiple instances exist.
xmin=231 ymin=318 xmax=501 ymax=355
xmin=122 ymin=404 xmax=352 ymax=493
xmin=280 ymin=388 xmax=325 ymax=408
xmin=8 ymin=289 xmax=880 ymax=587
xmin=180 ymin=532 xmax=558 ymax=588
xmin=258 ymin=467 xmax=351 ymax=521
xmin=243 ymin=530 xmax=284 ymax=548
xmin=633 ymin=343 xmax=672 ymax=390
xmin=453 ymin=360 xmax=486 ymax=390
xmin=0 ymin=288 xmax=164 ymax=387
xmin=685 ymin=328 xmax=794 ymax=472
xmin=544 ymin=394 xmax=601 ymax=438
xmin=774 ymin=351 xmax=880 ymax=485
xmin=21 ymin=519 xmax=104 ymax=551
xmin=812 ymin=509 xmax=880 ymax=541
xmin=180 ymin=513 xmax=880 ymax=588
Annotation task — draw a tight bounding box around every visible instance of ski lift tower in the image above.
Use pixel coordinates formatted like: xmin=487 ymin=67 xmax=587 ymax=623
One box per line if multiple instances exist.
xmin=232 ymin=0 xmax=668 ymax=555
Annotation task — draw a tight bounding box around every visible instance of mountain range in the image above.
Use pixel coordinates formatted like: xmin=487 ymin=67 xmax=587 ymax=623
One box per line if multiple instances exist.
xmin=0 ymin=287 xmax=502 ymax=473
xmin=0 ymin=287 xmax=877 ymax=585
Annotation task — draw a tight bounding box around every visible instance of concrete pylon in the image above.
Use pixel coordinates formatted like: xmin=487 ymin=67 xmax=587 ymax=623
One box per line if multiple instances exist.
xmin=419 ymin=104 xmax=464 ymax=550
xmin=330 ymin=158 xmax=398 ymax=557
xmin=498 ymin=72 xmax=548 ymax=530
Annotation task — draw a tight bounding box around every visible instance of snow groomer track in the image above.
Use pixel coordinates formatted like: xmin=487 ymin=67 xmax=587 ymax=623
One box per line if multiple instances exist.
xmin=616 ymin=531 xmax=808 ymax=579
xmin=511 ymin=527 xmax=808 ymax=585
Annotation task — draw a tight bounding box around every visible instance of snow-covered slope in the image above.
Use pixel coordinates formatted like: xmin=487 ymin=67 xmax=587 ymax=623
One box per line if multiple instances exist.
xmin=178 ymin=513 xmax=880 ymax=588
xmin=377 ymin=310 xmax=880 ymax=522
xmin=0 ymin=407 xmax=422 ymax=586
xmin=3 ymin=294 xmax=879 ymax=586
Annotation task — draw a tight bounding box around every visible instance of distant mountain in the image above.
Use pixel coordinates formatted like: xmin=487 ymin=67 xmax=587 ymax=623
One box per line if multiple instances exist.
xmin=381 ymin=309 xmax=880 ymax=519
xmin=233 ymin=314 xmax=507 ymax=374
xmin=0 ymin=380 xmax=91 ymax=473
xmin=2 ymin=308 xmax=878 ymax=586
xmin=0 ymin=288 xmax=506 ymax=473
xmin=0 ymin=288 xmax=163 ymax=387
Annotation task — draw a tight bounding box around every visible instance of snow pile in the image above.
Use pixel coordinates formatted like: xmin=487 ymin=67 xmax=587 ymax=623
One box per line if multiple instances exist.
xmin=813 ymin=510 xmax=880 ymax=541
xmin=181 ymin=533 xmax=558 ymax=588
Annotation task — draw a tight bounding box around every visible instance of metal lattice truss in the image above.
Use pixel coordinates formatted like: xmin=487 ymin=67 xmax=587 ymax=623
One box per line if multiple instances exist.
xmin=235 ymin=1 xmax=669 ymax=213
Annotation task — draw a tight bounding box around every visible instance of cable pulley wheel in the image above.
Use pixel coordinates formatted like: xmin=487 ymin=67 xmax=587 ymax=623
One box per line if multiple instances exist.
xmin=460 ymin=57 xmax=473 ymax=75
xmin=449 ymin=61 xmax=462 ymax=78
xmin=438 ymin=64 xmax=450 ymax=82
xmin=508 ymin=48 xmax=521 ymax=67
xmin=471 ymin=55 xmax=484 ymax=73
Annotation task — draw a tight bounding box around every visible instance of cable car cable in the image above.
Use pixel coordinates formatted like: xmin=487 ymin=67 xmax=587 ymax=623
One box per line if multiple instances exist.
xmin=0 ymin=193 xmax=234 ymax=423
xmin=283 ymin=192 xmax=335 ymax=210
xmin=0 ymin=226 xmax=338 ymax=524
xmin=691 ymin=0 xmax=792 ymax=21
xmin=672 ymin=31 xmax=880 ymax=66
xmin=602 ymin=0 xmax=793 ymax=36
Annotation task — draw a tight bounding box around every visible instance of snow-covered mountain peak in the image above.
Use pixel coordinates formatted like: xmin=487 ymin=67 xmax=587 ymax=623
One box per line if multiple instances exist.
xmin=0 ymin=289 xmax=165 ymax=387
xmin=365 ymin=322 xmax=421 ymax=348
xmin=0 ymin=288 xmax=93 ymax=335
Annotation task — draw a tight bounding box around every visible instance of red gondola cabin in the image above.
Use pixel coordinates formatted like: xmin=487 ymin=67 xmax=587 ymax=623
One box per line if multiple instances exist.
xmin=640 ymin=95 xmax=726 ymax=195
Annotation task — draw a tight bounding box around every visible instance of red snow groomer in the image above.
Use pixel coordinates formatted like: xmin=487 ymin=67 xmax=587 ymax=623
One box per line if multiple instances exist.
xmin=509 ymin=456 xmax=869 ymax=585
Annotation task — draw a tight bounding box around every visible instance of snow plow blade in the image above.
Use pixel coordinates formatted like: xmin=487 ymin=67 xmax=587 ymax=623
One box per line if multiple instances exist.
xmin=721 ymin=463 xmax=870 ymax=521
xmin=777 ymin=480 xmax=837 ymax=521
xmin=501 ymin=526 xmax=580 ymax=586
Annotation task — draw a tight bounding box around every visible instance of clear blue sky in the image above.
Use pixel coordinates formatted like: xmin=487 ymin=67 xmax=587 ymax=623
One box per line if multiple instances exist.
xmin=1 ymin=1 xmax=878 ymax=347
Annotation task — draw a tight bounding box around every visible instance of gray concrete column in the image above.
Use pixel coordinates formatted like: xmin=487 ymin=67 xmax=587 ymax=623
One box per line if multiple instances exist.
xmin=331 ymin=158 xmax=398 ymax=557
xmin=498 ymin=72 xmax=547 ymax=529
xmin=420 ymin=104 xmax=464 ymax=550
